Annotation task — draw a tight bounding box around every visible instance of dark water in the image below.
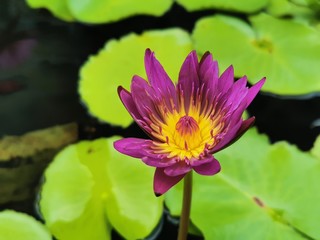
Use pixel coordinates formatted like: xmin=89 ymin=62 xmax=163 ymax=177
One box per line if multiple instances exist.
xmin=1 ymin=1 xmax=320 ymax=239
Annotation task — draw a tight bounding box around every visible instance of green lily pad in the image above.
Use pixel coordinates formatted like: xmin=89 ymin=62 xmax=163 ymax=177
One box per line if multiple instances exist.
xmin=68 ymin=0 xmax=173 ymax=23
xmin=165 ymin=128 xmax=320 ymax=239
xmin=192 ymin=13 xmax=320 ymax=95
xmin=266 ymin=0 xmax=312 ymax=17
xmin=177 ymin=0 xmax=268 ymax=13
xmin=0 ymin=210 xmax=51 ymax=240
xmin=40 ymin=138 xmax=163 ymax=240
xmin=26 ymin=0 xmax=74 ymax=21
xmin=26 ymin=0 xmax=173 ymax=23
xmin=40 ymin=140 xmax=111 ymax=240
xmin=105 ymin=137 xmax=163 ymax=239
xmin=79 ymin=28 xmax=193 ymax=127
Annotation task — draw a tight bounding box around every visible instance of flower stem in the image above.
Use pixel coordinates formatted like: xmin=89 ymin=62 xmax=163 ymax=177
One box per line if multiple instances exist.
xmin=177 ymin=171 xmax=193 ymax=240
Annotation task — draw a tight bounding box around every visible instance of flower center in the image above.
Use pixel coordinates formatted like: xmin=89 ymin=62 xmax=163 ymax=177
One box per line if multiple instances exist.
xmin=151 ymin=108 xmax=221 ymax=161
xmin=175 ymin=116 xmax=199 ymax=137
xmin=169 ymin=115 xmax=204 ymax=158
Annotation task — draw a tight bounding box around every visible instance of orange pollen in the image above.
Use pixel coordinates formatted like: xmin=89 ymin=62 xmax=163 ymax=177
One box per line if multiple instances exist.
xmin=175 ymin=116 xmax=199 ymax=137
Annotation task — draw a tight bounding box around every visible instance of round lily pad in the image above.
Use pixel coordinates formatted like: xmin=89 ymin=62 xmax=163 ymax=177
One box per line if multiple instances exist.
xmin=176 ymin=0 xmax=268 ymax=13
xmin=39 ymin=138 xmax=163 ymax=240
xmin=0 ymin=210 xmax=51 ymax=240
xmin=165 ymin=128 xmax=320 ymax=239
xmin=192 ymin=13 xmax=320 ymax=95
xmin=79 ymin=28 xmax=193 ymax=127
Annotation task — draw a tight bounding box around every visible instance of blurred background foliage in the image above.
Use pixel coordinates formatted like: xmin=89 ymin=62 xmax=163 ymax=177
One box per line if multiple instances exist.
xmin=1 ymin=0 xmax=320 ymax=239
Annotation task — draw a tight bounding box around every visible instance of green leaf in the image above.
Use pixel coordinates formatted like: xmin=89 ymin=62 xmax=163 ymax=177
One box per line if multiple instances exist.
xmin=266 ymin=0 xmax=312 ymax=17
xmin=165 ymin=128 xmax=320 ymax=239
xmin=105 ymin=137 xmax=163 ymax=239
xmin=177 ymin=0 xmax=268 ymax=13
xmin=40 ymin=140 xmax=111 ymax=240
xmin=68 ymin=0 xmax=173 ymax=23
xmin=311 ymin=134 xmax=320 ymax=160
xmin=26 ymin=0 xmax=173 ymax=23
xmin=26 ymin=0 xmax=74 ymax=21
xmin=79 ymin=28 xmax=193 ymax=127
xmin=0 ymin=210 xmax=51 ymax=240
xmin=40 ymin=138 xmax=163 ymax=240
xmin=192 ymin=14 xmax=320 ymax=95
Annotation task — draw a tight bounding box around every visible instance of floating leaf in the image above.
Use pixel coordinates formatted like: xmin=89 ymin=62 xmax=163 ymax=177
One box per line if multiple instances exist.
xmin=79 ymin=28 xmax=193 ymax=127
xmin=26 ymin=0 xmax=173 ymax=23
xmin=0 ymin=210 xmax=51 ymax=240
xmin=192 ymin=14 xmax=320 ymax=95
xmin=40 ymin=140 xmax=110 ymax=240
xmin=68 ymin=0 xmax=173 ymax=23
xmin=26 ymin=0 xmax=74 ymax=21
xmin=177 ymin=0 xmax=268 ymax=13
xmin=105 ymin=137 xmax=163 ymax=239
xmin=166 ymin=128 xmax=320 ymax=239
xmin=266 ymin=0 xmax=312 ymax=17
xmin=40 ymin=137 xmax=163 ymax=240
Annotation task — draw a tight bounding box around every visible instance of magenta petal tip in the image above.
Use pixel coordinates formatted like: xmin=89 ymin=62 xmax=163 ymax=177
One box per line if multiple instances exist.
xmin=153 ymin=168 xmax=186 ymax=196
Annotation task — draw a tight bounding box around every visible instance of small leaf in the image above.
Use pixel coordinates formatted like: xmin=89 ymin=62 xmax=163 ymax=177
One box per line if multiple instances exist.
xmin=166 ymin=128 xmax=320 ymax=239
xmin=192 ymin=14 xmax=320 ymax=95
xmin=0 ymin=210 xmax=51 ymax=240
xmin=79 ymin=28 xmax=193 ymax=127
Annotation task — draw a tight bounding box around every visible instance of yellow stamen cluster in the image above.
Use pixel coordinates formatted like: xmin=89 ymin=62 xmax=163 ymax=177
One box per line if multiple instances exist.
xmin=150 ymin=96 xmax=224 ymax=161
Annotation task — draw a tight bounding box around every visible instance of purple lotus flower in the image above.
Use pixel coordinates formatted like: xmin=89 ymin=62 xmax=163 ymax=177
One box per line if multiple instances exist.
xmin=114 ymin=49 xmax=265 ymax=196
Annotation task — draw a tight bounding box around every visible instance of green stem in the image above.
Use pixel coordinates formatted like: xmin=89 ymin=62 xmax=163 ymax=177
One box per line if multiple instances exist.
xmin=177 ymin=171 xmax=193 ymax=240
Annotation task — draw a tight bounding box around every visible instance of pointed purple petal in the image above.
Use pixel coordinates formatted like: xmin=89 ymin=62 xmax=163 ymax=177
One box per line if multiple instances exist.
xmin=211 ymin=117 xmax=255 ymax=153
xmin=118 ymin=86 xmax=142 ymax=121
xmin=199 ymin=52 xmax=219 ymax=89
xmin=164 ymin=161 xmax=192 ymax=176
xmin=118 ymin=86 xmax=155 ymax=136
xmin=114 ymin=138 xmax=153 ymax=158
xmin=193 ymin=157 xmax=221 ymax=176
xmin=177 ymin=51 xmax=200 ymax=112
xmin=154 ymin=168 xmax=186 ymax=196
xmin=211 ymin=121 xmax=242 ymax=153
xmin=144 ymin=49 xmax=176 ymax=93
xmin=218 ymin=65 xmax=234 ymax=93
xmin=223 ymin=76 xmax=248 ymax=113
xmin=144 ymin=49 xmax=177 ymax=110
xmin=221 ymin=99 xmax=248 ymax=130
xmin=130 ymin=75 xmax=163 ymax=122
xmin=229 ymin=116 xmax=256 ymax=145
xmin=245 ymin=78 xmax=266 ymax=107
